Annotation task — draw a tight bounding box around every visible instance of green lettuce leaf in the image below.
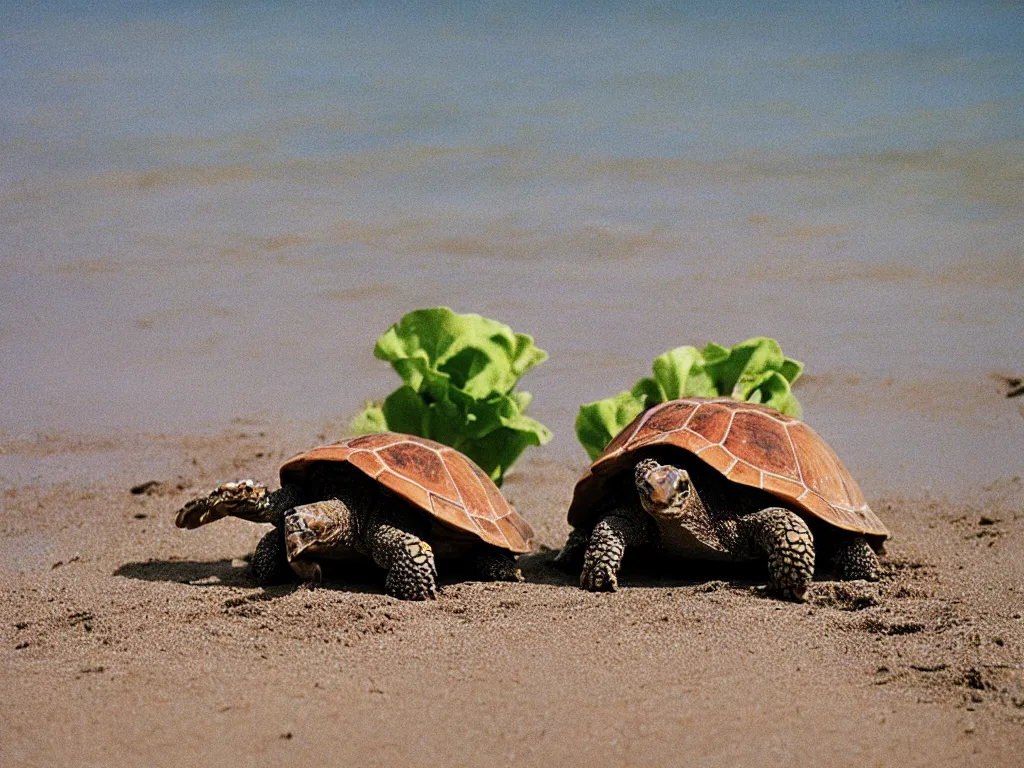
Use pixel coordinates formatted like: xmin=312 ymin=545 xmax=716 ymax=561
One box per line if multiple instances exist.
xmin=576 ymin=337 xmax=804 ymax=457
xmin=350 ymin=401 xmax=388 ymax=434
xmin=352 ymin=307 xmax=552 ymax=485
xmin=575 ymin=390 xmax=647 ymax=461
xmin=631 ymin=345 xmax=719 ymax=403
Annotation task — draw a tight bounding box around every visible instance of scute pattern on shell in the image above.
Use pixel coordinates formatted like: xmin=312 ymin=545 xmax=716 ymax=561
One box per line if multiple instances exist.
xmin=569 ymin=397 xmax=889 ymax=539
xmin=279 ymin=433 xmax=534 ymax=553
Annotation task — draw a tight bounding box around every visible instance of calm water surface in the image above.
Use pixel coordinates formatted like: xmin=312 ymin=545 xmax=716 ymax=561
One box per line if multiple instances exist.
xmin=2 ymin=1 xmax=1022 ymax=492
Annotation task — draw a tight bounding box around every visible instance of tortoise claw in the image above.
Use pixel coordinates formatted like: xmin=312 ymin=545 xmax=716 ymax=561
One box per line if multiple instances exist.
xmin=581 ymin=562 xmax=618 ymax=592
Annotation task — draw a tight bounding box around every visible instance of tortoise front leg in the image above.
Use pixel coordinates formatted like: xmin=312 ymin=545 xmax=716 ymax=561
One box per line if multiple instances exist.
xmin=553 ymin=527 xmax=589 ymax=572
xmin=580 ymin=506 xmax=651 ymax=592
xmin=250 ymin=526 xmax=292 ymax=585
xmin=832 ymin=535 xmax=880 ymax=581
xmin=364 ymin=511 xmax=438 ymax=600
xmin=736 ymin=507 xmax=815 ymax=601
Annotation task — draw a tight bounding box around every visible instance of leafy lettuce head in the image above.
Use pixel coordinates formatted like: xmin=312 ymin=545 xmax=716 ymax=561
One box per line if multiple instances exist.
xmin=576 ymin=337 xmax=803 ymax=460
xmin=354 ymin=308 xmax=552 ymax=485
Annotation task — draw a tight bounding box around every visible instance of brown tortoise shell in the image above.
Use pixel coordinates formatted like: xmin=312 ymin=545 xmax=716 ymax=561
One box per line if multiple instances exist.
xmin=568 ymin=397 xmax=889 ymax=541
xmin=279 ymin=433 xmax=534 ymax=553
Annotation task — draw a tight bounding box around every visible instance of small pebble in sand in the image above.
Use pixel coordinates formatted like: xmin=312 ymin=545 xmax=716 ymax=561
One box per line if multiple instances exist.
xmin=130 ymin=480 xmax=163 ymax=495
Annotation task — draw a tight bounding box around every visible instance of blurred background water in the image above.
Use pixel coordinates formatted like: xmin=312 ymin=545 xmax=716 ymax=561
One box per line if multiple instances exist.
xmin=2 ymin=1 xmax=1022 ymax=492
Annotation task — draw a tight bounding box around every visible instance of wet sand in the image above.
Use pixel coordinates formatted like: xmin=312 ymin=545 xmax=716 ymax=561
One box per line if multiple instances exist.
xmin=2 ymin=394 xmax=1023 ymax=766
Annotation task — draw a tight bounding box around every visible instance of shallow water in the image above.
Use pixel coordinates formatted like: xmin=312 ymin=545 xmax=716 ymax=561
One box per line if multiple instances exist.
xmin=1 ymin=1 xmax=1022 ymax=493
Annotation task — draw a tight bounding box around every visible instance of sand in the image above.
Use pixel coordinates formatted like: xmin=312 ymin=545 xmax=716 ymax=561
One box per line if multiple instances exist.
xmin=2 ymin=405 xmax=1022 ymax=767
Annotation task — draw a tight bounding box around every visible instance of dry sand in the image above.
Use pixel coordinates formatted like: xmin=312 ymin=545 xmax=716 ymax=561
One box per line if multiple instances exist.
xmin=2 ymin=405 xmax=1023 ymax=767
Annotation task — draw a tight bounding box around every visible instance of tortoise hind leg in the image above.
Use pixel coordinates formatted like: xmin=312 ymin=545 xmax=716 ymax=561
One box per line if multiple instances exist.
xmin=471 ymin=546 xmax=523 ymax=583
xmin=832 ymin=535 xmax=880 ymax=581
xmin=364 ymin=511 xmax=438 ymax=600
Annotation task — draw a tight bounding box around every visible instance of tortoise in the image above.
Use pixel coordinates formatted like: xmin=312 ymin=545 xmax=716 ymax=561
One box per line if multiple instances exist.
xmin=175 ymin=433 xmax=535 ymax=600
xmin=556 ymin=397 xmax=889 ymax=601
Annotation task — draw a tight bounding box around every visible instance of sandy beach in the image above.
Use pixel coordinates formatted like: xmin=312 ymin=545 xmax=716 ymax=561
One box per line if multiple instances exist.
xmin=1 ymin=405 xmax=1023 ymax=766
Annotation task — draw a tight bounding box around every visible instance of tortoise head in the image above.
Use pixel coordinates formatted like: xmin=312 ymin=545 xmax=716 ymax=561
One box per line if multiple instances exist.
xmin=634 ymin=458 xmax=726 ymax=555
xmin=634 ymin=458 xmax=692 ymax=519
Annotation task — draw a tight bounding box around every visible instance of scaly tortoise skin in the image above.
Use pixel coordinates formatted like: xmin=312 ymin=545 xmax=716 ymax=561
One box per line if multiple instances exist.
xmin=176 ymin=433 xmax=534 ymax=600
xmin=558 ymin=397 xmax=889 ymax=601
